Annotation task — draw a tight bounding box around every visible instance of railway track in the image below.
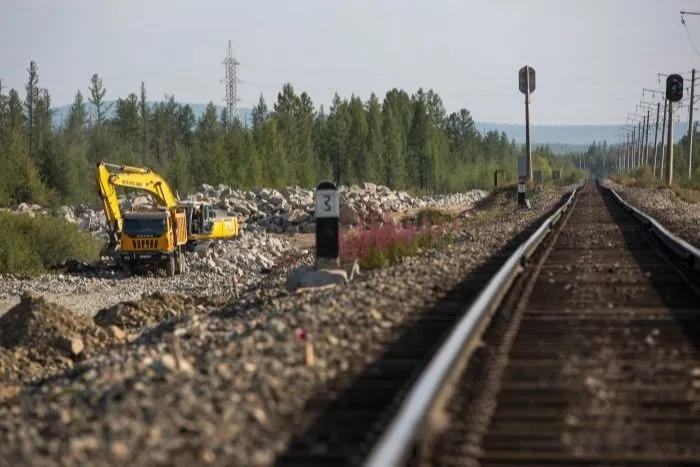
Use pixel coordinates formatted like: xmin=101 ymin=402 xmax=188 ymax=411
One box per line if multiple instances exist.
xmin=273 ymin=190 xmax=576 ymax=467
xmin=276 ymin=180 xmax=700 ymax=467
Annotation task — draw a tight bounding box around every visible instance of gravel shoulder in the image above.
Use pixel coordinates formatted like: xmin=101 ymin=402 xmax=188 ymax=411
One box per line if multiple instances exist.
xmin=0 ymin=292 xmax=125 ymax=318
xmin=0 ymin=185 xmax=573 ymax=466
xmin=0 ymin=271 xmax=240 ymax=317
xmin=602 ymin=179 xmax=700 ymax=248
xmin=0 ymin=202 xmax=477 ymax=318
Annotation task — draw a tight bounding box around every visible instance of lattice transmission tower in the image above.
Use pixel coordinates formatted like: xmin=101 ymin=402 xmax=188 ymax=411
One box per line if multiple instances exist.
xmin=222 ymin=40 xmax=241 ymax=126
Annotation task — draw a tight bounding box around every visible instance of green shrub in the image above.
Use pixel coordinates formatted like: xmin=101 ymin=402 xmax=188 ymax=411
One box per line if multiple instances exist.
xmin=560 ymin=167 xmax=588 ymax=185
xmin=0 ymin=212 xmax=103 ymax=275
xmin=629 ymin=165 xmax=657 ymax=188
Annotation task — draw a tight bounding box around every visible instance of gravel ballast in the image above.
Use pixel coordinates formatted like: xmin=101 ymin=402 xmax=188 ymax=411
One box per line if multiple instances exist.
xmin=0 ymin=185 xmax=573 ymax=466
xmin=603 ymin=179 xmax=700 ymax=248
xmin=0 ymin=230 xmax=304 ymax=317
xmin=0 ymin=183 xmax=487 ymax=317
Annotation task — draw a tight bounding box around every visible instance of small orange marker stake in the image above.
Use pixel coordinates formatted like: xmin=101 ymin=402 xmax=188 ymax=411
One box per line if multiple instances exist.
xmin=232 ymin=275 xmax=239 ymax=298
xmin=296 ymin=328 xmax=314 ymax=367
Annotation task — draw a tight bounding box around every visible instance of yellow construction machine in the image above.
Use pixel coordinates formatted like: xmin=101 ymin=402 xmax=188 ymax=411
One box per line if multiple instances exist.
xmin=96 ymin=162 xmax=239 ymax=276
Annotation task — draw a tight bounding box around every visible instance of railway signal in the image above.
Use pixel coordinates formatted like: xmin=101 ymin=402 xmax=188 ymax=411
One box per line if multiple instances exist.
xmin=666 ymin=74 xmax=684 ymax=102
xmin=662 ymin=74 xmax=684 ymax=186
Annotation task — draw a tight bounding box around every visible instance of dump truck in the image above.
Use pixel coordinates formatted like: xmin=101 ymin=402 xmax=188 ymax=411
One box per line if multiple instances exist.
xmin=118 ymin=208 xmax=188 ymax=276
xmin=96 ymin=162 xmax=239 ymax=276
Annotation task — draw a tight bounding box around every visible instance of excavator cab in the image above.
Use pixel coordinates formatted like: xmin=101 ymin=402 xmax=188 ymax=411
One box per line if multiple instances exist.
xmin=201 ymin=204 xmax=215 ymax=233
xmin=189 ymin=203 xmax=215 ymax=234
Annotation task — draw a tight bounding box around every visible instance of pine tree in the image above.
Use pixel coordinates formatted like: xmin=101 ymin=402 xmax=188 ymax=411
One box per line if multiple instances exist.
xmin=0 ymin=63 xmax=559 ymax=207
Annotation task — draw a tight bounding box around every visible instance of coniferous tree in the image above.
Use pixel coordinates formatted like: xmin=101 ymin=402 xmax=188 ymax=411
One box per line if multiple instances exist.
xmin=0 ymin=62 xmax=595 ymax=208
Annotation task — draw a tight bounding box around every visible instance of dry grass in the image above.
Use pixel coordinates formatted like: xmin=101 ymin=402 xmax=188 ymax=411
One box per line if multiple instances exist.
xmin=608 ymin=167 xmax=700 ymax=205
xmin=608 ymin=166 xmax=659 ymax=188
xmin=669 ymin=185 xmax=700 ymax=204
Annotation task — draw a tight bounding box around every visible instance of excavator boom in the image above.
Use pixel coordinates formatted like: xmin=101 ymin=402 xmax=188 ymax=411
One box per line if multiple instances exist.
xmin=96 ymin=162 xmax=123 ymax=242
xmin=97 ymin=162 xmax=180 ymax=209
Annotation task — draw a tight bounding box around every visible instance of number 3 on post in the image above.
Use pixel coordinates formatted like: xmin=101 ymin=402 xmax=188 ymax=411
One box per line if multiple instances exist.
xmin=315 ymin=190 xmax=339 ymax=218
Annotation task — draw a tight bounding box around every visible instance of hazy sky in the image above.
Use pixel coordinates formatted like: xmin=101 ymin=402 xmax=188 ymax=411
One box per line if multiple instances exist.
xmin=1 ymin=0 xmax=699 ymax=125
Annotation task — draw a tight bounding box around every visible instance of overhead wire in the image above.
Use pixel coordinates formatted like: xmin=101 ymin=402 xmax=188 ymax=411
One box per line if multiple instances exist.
xmin=681 ymin=13 xmax=700 ymax=59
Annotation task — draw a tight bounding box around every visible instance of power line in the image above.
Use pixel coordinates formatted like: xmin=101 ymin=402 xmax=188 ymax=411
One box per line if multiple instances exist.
xmin=681 ymin=11 xmax=700 ymax=59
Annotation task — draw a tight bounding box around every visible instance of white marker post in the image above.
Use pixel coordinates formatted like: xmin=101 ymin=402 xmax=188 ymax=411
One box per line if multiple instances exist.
xmin=314 ymin=181 xmax=340 ymax=269
xmin=517 ymin=155 xmax=527 ymax=208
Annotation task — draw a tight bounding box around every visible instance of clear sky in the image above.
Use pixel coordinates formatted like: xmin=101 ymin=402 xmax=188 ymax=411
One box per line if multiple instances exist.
xmin=1 ymin=0 xmax=699 ymax=125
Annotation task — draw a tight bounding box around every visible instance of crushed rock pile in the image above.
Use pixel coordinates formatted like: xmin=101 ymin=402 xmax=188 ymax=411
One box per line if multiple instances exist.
xmin=0 ymin=291 xmax=228 ymax=387
xmin=191 ymin=182 xmax=488 ymax=233
xmin=2 ymin=183 xmax=489 ymax=239
xmin=0 ymin=292 xmax=126 ymax=384
xmin=1 ymin=183 xmax=487 ymax=278
xmin=185 ymin=230 xmax=299 ymax=276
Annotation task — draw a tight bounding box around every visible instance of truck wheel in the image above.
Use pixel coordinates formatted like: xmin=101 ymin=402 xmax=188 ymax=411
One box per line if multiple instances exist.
xmin=165 ymin=255 xmax=176 ymax=277
xmin=121 ymin=261 xmax=132 ymax=277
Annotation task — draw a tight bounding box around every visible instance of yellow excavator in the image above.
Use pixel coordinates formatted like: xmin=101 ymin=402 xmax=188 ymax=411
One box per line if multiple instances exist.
xmin=96 ymin=162 xmax=239 ymax=276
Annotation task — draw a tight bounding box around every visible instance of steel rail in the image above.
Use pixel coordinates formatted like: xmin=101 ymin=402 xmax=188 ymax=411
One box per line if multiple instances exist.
xmin=604 ymin=184 xmax=700 ymax=271
xmin=363 ymin=179 xmax=700 ymax=467
xmin=361 ymin=182 xmax=582 ymax=467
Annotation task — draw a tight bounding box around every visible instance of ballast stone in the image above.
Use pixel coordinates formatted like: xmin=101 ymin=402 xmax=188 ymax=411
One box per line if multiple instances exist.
xmin=285 ymin=260 xmax=360 ymax=293
xmin=299 ymin=269 xmax=348 ymax=289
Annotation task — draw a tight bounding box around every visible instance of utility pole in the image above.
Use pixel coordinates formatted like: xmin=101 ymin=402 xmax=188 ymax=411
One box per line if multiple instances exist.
xmin=666 ymin=101 xmax=674 ymax=185
xmin=660 ymin=99 xmax=668 ymax=177
xmin=637 ymin=120 xmax=643 ymax=167
xmin=644 ymin=111 xmax=650 ymax=166
xmin=666 ymin=74 xmax=684 ymax=186
xmin=626 ymin=115 xmax=635 ymax=170
xmin=653 ymin=102 xmax=660 ymax=174
xmin=628 ymin=121 xmax=635 ymax=169
xmin=641 ymin=89 xmax=665 ymax=170
xmin=525 ymin=81 xmax=532 ymax=180
xmin=688 ymin=68 xmax=696 ymax=179
xmin=631 ymin=126 xmax=637 ymax=168
xmin=637 ymin=101 xmax=656 ymax=165
xmin=620 ymin=138 xmax=625 ymax=171
xmin=518 ymin=66 xmax=535 ymax=182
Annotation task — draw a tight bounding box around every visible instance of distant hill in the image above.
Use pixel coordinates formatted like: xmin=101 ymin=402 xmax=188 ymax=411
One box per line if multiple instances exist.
xmin=51 ymin=101 xmax=688 ymax=151
xmin=473 ymin=121 xmax=689 ymax=149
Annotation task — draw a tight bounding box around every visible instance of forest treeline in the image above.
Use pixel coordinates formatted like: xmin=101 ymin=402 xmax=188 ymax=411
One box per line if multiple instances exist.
xmin=577 ymin=128 xmax=700 ymax=186
xmin=0 ymin=60 xmax=586 ymax=208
